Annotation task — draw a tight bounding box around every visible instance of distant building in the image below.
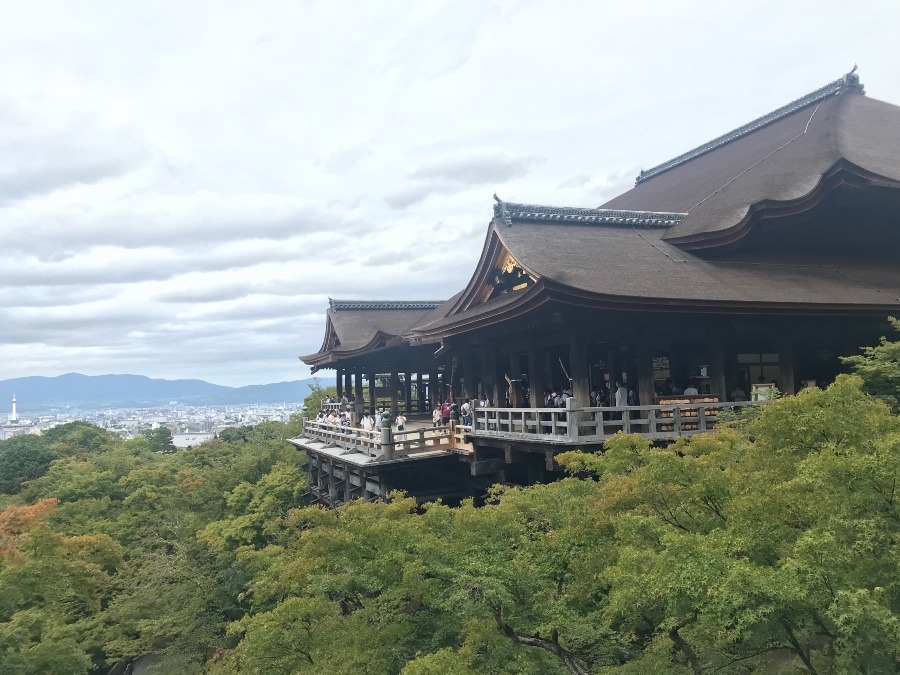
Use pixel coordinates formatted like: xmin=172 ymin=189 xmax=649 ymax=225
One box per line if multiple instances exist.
xmin=1 ymin=395 xmax=36 ymax=440
xmin=172 ymin=433 xmax=215 ymax=449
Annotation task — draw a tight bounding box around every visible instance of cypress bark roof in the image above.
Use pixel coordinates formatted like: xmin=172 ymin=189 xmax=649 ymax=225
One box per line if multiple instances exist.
xmin=300 ymin=300 xmax=446 ymax=367
xmin=602 ymin=75 xmax=900 ymax=247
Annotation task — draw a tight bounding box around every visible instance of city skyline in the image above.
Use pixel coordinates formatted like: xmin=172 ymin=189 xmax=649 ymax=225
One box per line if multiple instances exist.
xmin=2 ymin=1 xmax=899 ymax=386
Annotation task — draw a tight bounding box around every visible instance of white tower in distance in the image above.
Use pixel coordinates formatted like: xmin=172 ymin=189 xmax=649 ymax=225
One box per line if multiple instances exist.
xmin=9 ymin=395 xmax=18 ymax=423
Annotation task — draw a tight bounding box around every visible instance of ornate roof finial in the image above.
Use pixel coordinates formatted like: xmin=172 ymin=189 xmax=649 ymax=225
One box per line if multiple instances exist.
xmin=492 ymin=195 xmax=513 ymax=226
xmin=843 ymin=65 xmax=864 ymax=94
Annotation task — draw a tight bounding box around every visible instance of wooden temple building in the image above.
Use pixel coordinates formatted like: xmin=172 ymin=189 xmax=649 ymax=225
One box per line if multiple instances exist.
xmin=294 ymin=70 xmax=900 ymax=505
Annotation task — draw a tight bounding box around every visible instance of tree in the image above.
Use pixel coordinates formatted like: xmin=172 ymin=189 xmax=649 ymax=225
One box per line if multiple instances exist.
xmin=843 ymin=316 xmax=900 ymax=411
xmin=558 ymin=375 xmax=900 ymax=674
xmin=0 ymin=420 xmax=306 ymax=674
xmin=0 ymin=499 xmax=123 ymax=674
xmin=215 ymin=376 xmax=900 ymax=674
xmin=145 ymin=427 xmax=176 ymax=453
xmin=303 ymin=379 xmax=337 ymax=416
xmin=0 ymin=435 xmax=56 ymax=494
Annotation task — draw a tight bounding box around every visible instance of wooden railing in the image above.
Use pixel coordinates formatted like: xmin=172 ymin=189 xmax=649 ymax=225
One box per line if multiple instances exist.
xmin=305 ymin=399 xmax=749 ymax=456
xmin=302 ymin=421 xmax=382 ymax=457
xmin=301 ymin=421 xmax=474 ymax=460
xmin=474 ymin=401 xmax=759 ymax=443
xmin=392 ymin=426 xmax=455 ymax=453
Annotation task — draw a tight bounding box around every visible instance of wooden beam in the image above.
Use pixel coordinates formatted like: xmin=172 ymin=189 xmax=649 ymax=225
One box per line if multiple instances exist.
xmin=569 ymin=333 xmax=590 ymax=406
xmin=778 ymin=332 xmax=796 ymax=395
xmin=368 ymin=372 xmax=377 ymax=414
xmin=635 ymin=337 xmax=656 ymax=408
xmin=470 ymin=458 xmax=507 ymax=476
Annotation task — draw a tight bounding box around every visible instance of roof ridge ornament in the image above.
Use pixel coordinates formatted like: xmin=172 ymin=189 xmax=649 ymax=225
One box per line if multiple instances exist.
xmin=329 ymin=300 xmax=444 ymax=311
xmin=635 ymin=69 xmax=866 ymax=186
xmin=493 ymin=194 xmax=514 ymax=227
xmin=494 ymin=200 xmax=686 ymax=228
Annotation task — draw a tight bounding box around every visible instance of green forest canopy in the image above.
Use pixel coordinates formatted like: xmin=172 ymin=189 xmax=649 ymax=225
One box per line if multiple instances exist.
xmin=1 ymin=324 xmax=899 ymax=674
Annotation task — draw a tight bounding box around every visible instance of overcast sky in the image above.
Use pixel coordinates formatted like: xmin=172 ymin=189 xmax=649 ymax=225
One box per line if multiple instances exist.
xmin=1 ymin=1 xmax=898 ymax=387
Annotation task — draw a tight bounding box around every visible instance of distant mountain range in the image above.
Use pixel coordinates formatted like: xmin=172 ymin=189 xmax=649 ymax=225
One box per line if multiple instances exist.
xmin=0 ymin=373 xmax=323 ymax=409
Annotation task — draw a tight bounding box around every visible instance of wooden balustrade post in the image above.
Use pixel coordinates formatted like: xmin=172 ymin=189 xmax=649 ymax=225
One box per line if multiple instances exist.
xmin=381 ymin=421 xmax=394 ymax=461
xmin=566 ymin=396 xmax=580 ymax=441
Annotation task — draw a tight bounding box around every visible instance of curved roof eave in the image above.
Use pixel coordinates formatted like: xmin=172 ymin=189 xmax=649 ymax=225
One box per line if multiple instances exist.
xmin=665 ymin=159 xmax=900 ymax=251
xmin=300 ymin=331 xmax=409 ymax=369
xmin=414 ymin=276 xmax=900 ymax=342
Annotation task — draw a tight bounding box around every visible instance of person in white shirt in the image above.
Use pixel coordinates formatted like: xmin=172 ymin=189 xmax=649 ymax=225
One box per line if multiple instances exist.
xmin=614 ymin=381 xmax=628 ymax=407
xmin=374 ymin=410 xmax=382 ymax=430
xmin=396 ymin=413 xmax=407 ymax=432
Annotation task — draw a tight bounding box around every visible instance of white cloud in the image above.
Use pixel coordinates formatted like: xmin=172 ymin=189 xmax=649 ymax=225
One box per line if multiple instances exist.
xmin=1 ymin=0 xmax=898 ymax=385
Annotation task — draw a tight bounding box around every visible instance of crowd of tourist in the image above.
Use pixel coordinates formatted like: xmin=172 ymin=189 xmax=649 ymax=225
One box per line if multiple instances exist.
xmin=313 ymin=396 xmax=480 ymax=437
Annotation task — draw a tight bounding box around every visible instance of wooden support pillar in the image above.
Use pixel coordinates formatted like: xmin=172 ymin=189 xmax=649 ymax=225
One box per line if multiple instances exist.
xmin=528 ymin=344 xmax=546 ymax=408
xmin=390 ymin=370 xmax=399 ymax=415
xmin=403 ymin=371 xmax=412 ymax=413
xmin=607 ymin=346 xmax=623 ymax=394
xmin=367 ymin=372 xmax=376 ymax=415
xmin=778 ymin=333 xmax=796 ymax=395
xmin=416 ymin=372 xmax=424 ymax=412
xmin=708 ymin=331 xmax=727 ymax=401
xmin=461 ymin=352 xmax=475 ymax=400
xmin=482 ymin=347 xmax=498 ymax=406
xmin=721 ymin=328 xmax=738 ymax=399
xmin=429 ymin=369 xmax=439 ymax=406
xmin=326 ymin=459 xmax=335 ymax=501
xmin=354 ymin=372 xmax=364 ymax=405
xmin=635 ymin=338 xmax=655 ymax=408
xmin=450 ymin=362 xmax=461 ymax=402
xmin=335 ymin=369 xmax=343 ymax=398
xmin=508 ymin=353 xmax=523 ymax=406
xmin=569 ymin=334 xmax=590 ymax=406
xmin=344 ymin=371 xmax=352 ymax=398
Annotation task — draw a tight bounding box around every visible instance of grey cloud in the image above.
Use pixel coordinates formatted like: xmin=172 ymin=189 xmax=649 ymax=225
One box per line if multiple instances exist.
xmin=155 ymin=269 xmax=430 ymax=306
xmin=363 ymin=251 xmax=406 ymax=267
xmin=0 ymin=285 xmax=120 ymax=308
xmin=320 ymin=144 xmax=373 ymax=173
xmin=0 ymin=110 xmax=151 ymax=203
xmin=1 ymin=310 xmax=164 ymax=344
xmin=384 ymin=182 xmax=462 ymax=209
xmin=155 ymin=283 xmax=258 ymax=304
xmin=0 ymin=197 xmax=365 ymax=258
xmin=1 ymin=239 xmax=322 ymax=288
xmin=589 ymin=169 xmax=639 ymax=204
xmin=408 ymin=154 xmax=541 ymax=186
xmin=382 ymin=0 xmax=498 ymax=83
xmin=558 ymin=174 xmax=592 ymax=189
xmin=183 ymin=297 xmax=322 ymax=323
xmin=386 ymin=153 xmax=542 ymax=209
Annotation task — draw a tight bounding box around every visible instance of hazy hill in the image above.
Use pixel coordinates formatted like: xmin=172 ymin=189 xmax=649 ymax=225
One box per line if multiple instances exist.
xmin=0 ymin=373 xmax=322 ymax=408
